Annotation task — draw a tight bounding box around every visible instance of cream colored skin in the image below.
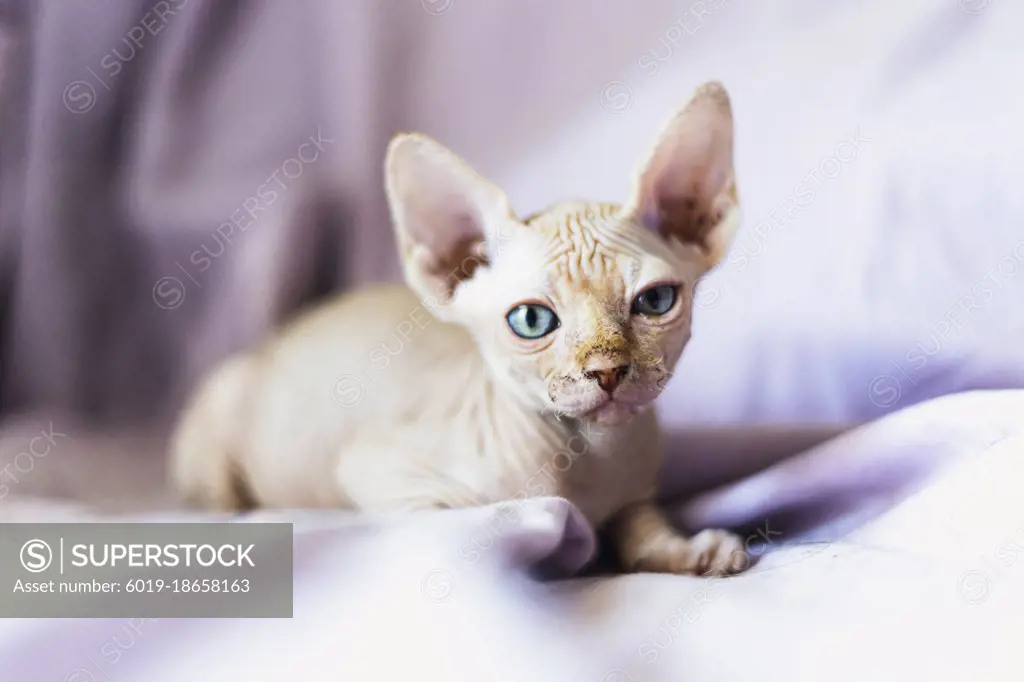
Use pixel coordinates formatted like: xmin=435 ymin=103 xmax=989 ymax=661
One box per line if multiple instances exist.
xmin=171 ymin=82 xmax=750 ymax=576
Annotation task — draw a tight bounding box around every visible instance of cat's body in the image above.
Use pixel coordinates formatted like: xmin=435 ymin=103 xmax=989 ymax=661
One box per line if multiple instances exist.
xmin=172 ymin=82 xmax=752 ymax=576
xmin=175 ymin=280 xmax=660 ymax=525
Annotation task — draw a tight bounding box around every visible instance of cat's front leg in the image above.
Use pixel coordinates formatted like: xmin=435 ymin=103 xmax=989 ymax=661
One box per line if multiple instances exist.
xmin=336 ymin=444 xmax=470 ymax=515
xmin=609 ymin=501 xmax=749 ymax=576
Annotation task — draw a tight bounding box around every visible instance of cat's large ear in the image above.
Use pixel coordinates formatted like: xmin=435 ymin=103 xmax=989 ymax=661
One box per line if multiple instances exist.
xmin=385 ymin=133 xmax=517 ymax=310
xmin=621 ymin=81 xmax=739 ymax=269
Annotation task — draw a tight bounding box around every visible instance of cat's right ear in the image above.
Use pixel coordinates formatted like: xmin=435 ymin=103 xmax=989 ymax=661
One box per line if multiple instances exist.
xmin=385 ymin=133 xmax=517 ymax=312
xmin=621 ymin=81 xmax=740 ymax=270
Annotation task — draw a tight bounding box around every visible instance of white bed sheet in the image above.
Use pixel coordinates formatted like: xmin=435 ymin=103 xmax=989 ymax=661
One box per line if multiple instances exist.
xmin=2 ymin=389 xmax=1023 ymax=682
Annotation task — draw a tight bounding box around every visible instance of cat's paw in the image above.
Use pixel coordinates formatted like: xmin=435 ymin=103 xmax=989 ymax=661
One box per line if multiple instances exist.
xmin=683 ymin=529 xmax=750 ymax=576
xmin=629 ymin=529 xmax=749 ymax=577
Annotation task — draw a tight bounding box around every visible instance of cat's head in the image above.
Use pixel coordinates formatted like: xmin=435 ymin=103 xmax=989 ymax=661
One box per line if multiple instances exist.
xmin=385 ymin=82 xmax=739 ymax=425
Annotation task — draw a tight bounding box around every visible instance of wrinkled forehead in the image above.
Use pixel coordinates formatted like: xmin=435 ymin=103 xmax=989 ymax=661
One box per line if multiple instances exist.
xmin=495 ymin=233 xmax=641 ymax=305
xmin=493 ymin=208 xmax=648 ymax=294
xmin=546 ymin=257 xmax=633 ymax=309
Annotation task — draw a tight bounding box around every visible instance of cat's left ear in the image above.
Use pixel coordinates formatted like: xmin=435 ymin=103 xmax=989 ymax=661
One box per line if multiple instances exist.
xmin=621 ymin=81 xmax=740 ymax=269
xmin=385 ymin=133 xmax=517 ymax=312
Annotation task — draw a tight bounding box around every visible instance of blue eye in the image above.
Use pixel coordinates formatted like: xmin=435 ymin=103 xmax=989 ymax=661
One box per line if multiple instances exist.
xmin=631 ymin=284 xmax=678 ymax=316
xmin=506 ymin=304 xmax=560 ymax=339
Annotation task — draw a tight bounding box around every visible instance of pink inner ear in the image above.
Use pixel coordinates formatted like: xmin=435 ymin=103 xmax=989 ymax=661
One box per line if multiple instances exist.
xmin=630 ymin=83 xmax=735 ymax=251
xmin=414 ymin=204 xmax=478 ymax=251
xmin=638 ymin=132 xmax=733 ymax=251
xmin=428 ymin=231 xmax=488 ymax=283
xmin=659 ymin=196 xmax=720 ymax=252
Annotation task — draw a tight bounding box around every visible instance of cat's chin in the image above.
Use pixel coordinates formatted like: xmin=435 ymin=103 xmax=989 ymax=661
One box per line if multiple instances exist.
xmin=576 ymin=400 xmax=641 ymax=426
xmin=549 ymin=392 xmax=646 ymax=425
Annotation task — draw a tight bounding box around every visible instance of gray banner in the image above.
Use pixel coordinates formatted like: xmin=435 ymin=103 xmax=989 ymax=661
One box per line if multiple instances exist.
xmin=0 ymin=522 xmax=293 ymax=618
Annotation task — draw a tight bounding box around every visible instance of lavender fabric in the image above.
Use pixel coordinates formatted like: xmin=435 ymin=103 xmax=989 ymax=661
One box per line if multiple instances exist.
xmin=4 ymin=0 xmax=1023 ymax=432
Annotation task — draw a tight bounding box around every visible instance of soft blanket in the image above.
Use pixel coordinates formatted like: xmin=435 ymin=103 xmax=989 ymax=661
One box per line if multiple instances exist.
xmin=2 ymin=388 xmax=1022 ymax=681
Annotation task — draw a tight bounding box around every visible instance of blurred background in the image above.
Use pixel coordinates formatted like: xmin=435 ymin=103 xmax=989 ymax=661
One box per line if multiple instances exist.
xmin=1 ymin=0 xmax=1023 ymax=511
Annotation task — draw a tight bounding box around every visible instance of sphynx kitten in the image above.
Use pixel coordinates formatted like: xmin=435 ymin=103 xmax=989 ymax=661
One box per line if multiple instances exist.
xmin=171 ymin=81 xmax=749 ymax=576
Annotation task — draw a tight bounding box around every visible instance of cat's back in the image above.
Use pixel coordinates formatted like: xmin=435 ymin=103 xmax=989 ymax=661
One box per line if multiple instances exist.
xmin=255 ymin=282 xmax=475 ymax=408
xmin=238 ymin=283 xmax=479 ymax=506
xmin=272 ymin=283 xmax=437 ymax=346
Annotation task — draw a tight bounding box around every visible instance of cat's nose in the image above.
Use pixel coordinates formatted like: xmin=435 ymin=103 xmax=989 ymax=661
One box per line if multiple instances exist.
xmin=585 ymin=364 xmax=630 ymax=393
